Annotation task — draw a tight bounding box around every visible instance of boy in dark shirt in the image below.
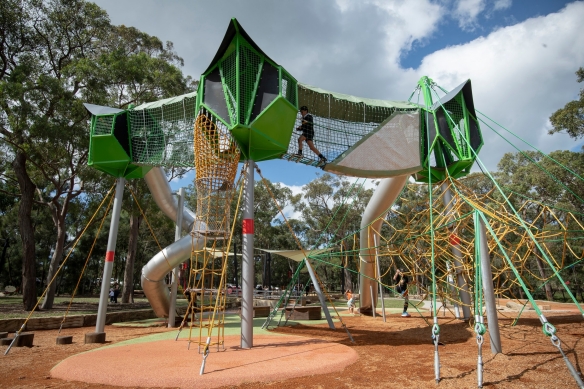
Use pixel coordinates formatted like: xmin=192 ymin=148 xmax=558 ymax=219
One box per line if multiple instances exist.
xmin=394 ymin=269 xmax=411 ymax=317
xmin=296 ymin=106 xmax=326 ymax=162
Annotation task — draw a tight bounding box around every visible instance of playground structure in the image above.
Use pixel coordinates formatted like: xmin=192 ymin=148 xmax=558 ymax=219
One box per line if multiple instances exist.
xmin=8 ymin=17 xmax=581 ymax=388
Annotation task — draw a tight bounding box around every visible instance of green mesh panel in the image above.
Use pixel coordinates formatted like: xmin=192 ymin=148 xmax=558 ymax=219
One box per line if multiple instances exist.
xmin=443 ymin=98 xmax=467 ymax=158
xmin=220 ymin=49 xmax=238 ymax=125
xmin=281 ymin=70 xmax=297 ymax=106
xmin=93 ymin=115 xmax=113 ymax=135
xmin=128 ymin=93 xmax=197 ymax=167
xmin=238 ymin=42 xmax=262 ymax=124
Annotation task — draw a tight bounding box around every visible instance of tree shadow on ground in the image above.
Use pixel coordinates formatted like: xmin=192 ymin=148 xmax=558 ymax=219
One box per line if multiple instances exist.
xmin=271 ymin=315 xmax=473 ymax=347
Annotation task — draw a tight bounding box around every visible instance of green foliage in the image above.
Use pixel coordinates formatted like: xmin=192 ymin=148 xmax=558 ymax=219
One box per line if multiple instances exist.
xmin=549 ymin=67 xmax=584 ymax=139
xmin=0 ymin=0 xmax=194 ymax=308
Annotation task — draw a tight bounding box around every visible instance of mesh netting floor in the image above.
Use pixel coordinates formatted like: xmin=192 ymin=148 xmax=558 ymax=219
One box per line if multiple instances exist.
xmin=50 ymin=335 xmax=358 ymax=388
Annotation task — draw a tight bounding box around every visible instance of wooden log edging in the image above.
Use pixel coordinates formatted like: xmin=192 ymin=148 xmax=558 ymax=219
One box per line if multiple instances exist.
xmin=0 ymin=309 xmax=159 ymax=332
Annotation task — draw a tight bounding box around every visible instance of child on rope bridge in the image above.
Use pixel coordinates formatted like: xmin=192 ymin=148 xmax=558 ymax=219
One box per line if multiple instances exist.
xmin=394 ymin=269 xmax=411 ymax=317
xmin=296 ymin=106 xmax=327 ymax=162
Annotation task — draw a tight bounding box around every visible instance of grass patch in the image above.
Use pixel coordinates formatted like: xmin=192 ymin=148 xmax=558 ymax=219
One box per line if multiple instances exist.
xmin=326 ymin=297 xmax=421 ymax=309
xmin=0 ymin=311 xmax=99 ymax=319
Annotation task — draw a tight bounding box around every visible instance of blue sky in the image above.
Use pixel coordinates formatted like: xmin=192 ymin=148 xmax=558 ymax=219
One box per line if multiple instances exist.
xmin=90 ymin=0 xmax=583 ymax=191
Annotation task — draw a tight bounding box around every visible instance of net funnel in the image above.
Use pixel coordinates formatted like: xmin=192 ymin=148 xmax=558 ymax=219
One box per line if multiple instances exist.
xmin=193 ymin=109 xmax=240 ymax=239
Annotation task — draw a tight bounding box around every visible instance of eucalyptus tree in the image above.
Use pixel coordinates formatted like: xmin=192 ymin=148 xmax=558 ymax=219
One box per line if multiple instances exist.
xmin=497 ymin=149 xmax=584 ymax=301
xmin=291 ymin=173 xmax=373 ymax=290
xmin=549 ymin=67 xmax=584 ymax=140
xmin=0 ymin=0 xmax=193 ymax=309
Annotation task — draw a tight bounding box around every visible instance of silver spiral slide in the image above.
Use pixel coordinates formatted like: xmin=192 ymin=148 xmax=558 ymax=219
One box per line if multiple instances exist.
xmin=359 ymin=175 xmax=408 ymax=314
xmin=141 ymin=168 xmax=206 ymax=318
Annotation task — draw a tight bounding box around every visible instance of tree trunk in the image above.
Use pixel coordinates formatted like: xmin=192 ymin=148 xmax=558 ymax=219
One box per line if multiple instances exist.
xmin=343 ymin=248 xmax=352 ymax=293
xmin=533 ymin=254 xmax=553 ymax=301
xmin=122 ymin=214 xmax=141 ymax=303
xmin=0 ymin=239 xmax=9 ymax=277
xmin=41 ymin=206 xmax=68 ymax=309
xmin=12 ymin=152 xmax=37 ymax=311
xmin=518 ymin=285 xmax=525 ymax=300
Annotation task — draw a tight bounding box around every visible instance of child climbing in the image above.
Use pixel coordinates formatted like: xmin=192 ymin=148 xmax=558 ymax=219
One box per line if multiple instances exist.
xmin=394 ymin=269 xmax=410 ymax=317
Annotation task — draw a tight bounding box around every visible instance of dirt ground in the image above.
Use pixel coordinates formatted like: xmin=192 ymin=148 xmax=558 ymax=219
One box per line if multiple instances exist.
xmin=1 ymin=309 xmax=583 ymax=389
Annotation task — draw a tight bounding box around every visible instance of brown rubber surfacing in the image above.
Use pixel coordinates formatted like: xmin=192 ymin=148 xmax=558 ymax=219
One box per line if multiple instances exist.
xmin=51 ymin=334 xmax=358 ymax=388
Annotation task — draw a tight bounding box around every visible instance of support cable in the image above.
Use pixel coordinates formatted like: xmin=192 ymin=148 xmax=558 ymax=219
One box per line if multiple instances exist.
xmin=428 ymin=85 xmax=584 ymax=317
xmin=5 ymin=182 xmax=116 ymax=355
xmin=59 ymin=189 xmax=115 ymax=333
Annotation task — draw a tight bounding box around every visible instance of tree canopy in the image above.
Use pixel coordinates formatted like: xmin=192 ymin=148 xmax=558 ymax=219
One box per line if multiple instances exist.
xmin=549 ymin=67 xmax=584 ymax=140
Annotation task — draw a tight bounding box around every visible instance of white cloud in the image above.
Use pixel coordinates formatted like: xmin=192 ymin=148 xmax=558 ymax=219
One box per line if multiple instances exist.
xmin=454 ymin=0 xmax=487 ymax=30
xmin=273 ymin=183 xmax=303 ymax=221
xmin=365 ymin=0 xmax=445 ymax=60
xmin=91 ymin=0 xmax=582 ymax=179
xmin=415 ymin=1 xmax=584 ymax=170
xmin=493 ymin=0 xmax=512 ymax=11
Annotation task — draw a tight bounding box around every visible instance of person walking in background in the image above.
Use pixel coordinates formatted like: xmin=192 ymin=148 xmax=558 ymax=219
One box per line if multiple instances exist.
xmin=113 ymin=284 xmax=120 ymax=303
xmin=345 ymin=289 xmax=356 ymax=315
xmin=394 ymin=269 xmax=411 ymax=317
xmin=296 ymin=106 xmax=327 ymax=162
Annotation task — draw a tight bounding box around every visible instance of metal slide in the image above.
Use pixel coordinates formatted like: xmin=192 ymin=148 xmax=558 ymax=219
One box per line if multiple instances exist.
xmin=359 ymin=175 xmax=408 ymax=314
xmin=141 ymin=168 xmax=207 ymax=318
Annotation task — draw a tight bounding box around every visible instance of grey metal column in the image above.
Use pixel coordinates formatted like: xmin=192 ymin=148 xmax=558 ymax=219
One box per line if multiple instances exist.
xmin=168 ymin=187 xmax=185 ymax=328
xmin=446 ymin=262 xmax=462 ymax=319
xmin=478 ymin=217 xmax=502 ymax=354
xmin=374 ymin=235 xmax=386 ymax=322
xmin=441 ymin=183 xmax=471 ymax=320
xmin=305 ymin=259 xmax=335 ymax=329
xmin=241 ymin=161 xmax=254 ymax=349
xmin=96 ymin=178 xmax=125 ymax=334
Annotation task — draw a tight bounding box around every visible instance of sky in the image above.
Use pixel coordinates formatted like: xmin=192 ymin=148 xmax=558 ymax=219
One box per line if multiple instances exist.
xmin=91 ymin=0 xmax=584 ymax=193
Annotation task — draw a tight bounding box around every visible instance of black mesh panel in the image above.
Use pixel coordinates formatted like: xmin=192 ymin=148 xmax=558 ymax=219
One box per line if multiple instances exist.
xmin=250 ymin=61 xmax=279 ymax=123
xmin=113 ymin=112 xmax=130 ymax=157
xmin=204 ymin=67 xmax=230 ymax=123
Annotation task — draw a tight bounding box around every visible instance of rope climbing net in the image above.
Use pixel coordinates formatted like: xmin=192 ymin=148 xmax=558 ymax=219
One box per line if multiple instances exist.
xmin=178 ymin=111 xmax=241 ymax=353
xmin=304 ymin=177 xmax=584 ymax=322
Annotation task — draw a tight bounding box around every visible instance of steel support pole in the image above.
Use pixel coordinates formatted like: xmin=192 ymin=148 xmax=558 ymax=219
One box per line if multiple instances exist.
xmin=478 ymin=217 xmax=502 ymax=354
xmin=374 ymin=235 xmax=386 ymax=322
xmin=446 ymin=261 xmax=462 ymax=319
xmin=441 ymin=183 xmax=471 ymax=320
xmin=168 ymin=187 xmax=185 ymax=328
xmin=370 ymin=285 xmax=376 ymax=318
xmin=96 ymin=178 xmax=125 ymax=334
xmin=304 ymin=259 xmax=335 ymax=329
xmin=241 ymin=161 xmax=254 ymax=349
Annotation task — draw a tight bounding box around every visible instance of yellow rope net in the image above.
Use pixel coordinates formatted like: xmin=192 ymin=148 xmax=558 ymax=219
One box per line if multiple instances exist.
xmin=182 ymin=111 xmax=241 ymax=352
xmin=366 ymin=178 xmax=584 ymax=315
